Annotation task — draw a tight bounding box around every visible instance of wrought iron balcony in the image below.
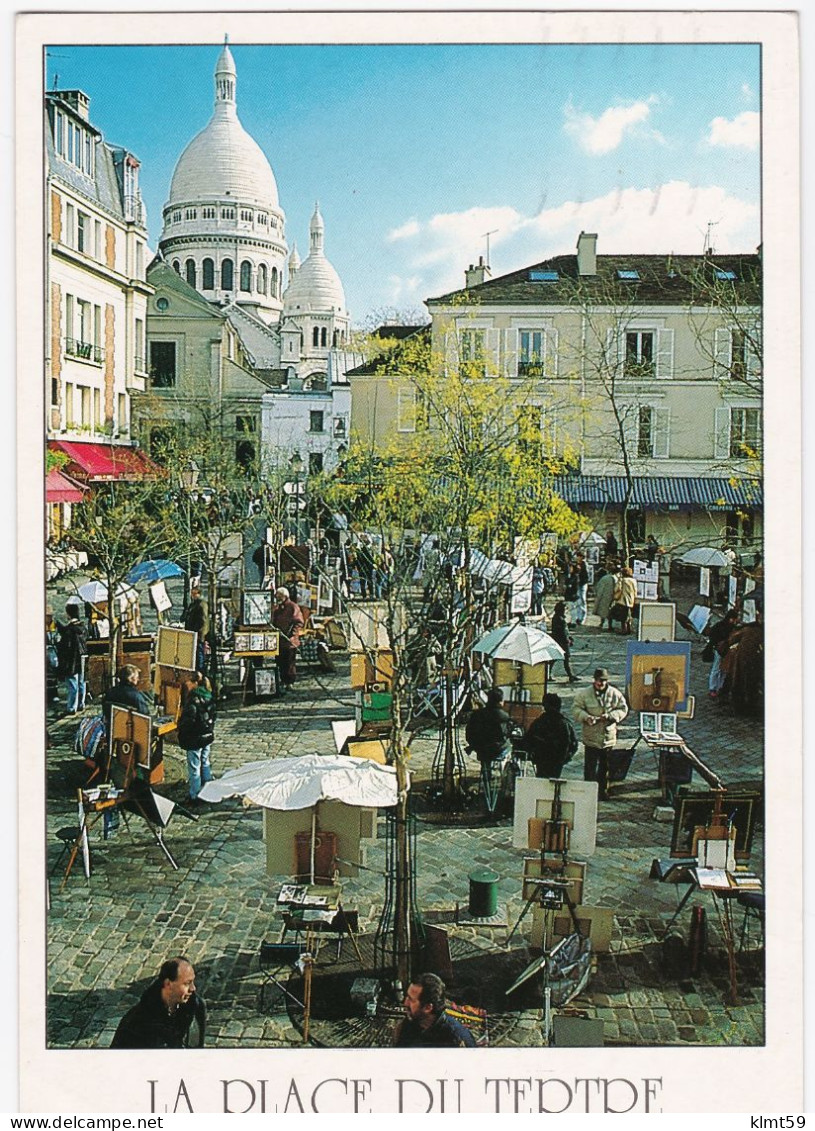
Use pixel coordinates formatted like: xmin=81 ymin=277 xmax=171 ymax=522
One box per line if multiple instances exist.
xmin=65 ymin=338 xmax=104 ymax=363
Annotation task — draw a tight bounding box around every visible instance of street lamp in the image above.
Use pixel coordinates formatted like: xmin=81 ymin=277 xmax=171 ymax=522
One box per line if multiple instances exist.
xmin=287 ymin=451 xmax=305 ymax=543
xmin=179 ymin=460 xmax=200 ymax=607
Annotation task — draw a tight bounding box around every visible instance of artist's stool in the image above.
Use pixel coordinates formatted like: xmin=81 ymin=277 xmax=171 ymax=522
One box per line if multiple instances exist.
xmin=737 ymin=891 xmax=765 ymax=953
xmin=51 ymin=826 xmax=82 ymax=876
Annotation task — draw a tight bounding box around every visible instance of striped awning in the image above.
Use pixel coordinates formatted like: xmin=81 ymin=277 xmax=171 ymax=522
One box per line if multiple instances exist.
xmin=552 ymin=475 xmax=762 ymax=511
xmin=45 ymin=467 xmax=87 ymax=504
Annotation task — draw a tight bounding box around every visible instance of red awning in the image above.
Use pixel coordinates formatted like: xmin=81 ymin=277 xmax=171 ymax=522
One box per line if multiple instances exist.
xmin=48 ymin=441 xmax=160 ymax=482
xmin=45 ymin=467 xmax=87 ymax=504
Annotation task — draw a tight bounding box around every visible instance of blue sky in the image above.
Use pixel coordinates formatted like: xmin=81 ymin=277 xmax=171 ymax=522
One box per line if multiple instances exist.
xmin=48 ymin=41 xmax=761 ymax=324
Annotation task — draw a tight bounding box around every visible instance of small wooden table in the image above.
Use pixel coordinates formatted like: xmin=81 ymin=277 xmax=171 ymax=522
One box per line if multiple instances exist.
xmin=277 ymin=883 xmax=363 ymax=964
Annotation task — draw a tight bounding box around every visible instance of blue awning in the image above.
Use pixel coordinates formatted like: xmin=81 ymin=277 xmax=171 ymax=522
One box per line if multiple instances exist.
xmin=552 ymin=476 xmax=762 ymax=511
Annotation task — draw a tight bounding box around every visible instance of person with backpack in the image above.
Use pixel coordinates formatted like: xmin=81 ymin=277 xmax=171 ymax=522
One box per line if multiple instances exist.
xmin=523 ymin=693 xmax=579 ymax=778
xmin=177 ymin=672 xmax=216 ymax=803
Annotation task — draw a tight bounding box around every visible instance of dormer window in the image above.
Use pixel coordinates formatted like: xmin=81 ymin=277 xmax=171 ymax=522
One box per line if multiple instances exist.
xmin=53 ymin=108 xmax=95 ymax=177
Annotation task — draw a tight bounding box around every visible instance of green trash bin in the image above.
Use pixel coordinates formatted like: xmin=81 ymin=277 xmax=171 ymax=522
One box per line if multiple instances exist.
xmin=468 ymin=868 xmax=499 ymax=918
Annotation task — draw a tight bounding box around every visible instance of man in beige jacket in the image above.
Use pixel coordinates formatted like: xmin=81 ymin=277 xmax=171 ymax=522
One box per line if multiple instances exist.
xmin=572 ymin=668 xmax=629 ymax=800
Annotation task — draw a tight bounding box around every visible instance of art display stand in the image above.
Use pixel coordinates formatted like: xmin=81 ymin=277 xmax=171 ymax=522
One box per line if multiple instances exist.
xmin=493 ymin=656 xmax=549 ymax=730
xmin=505 ymin=779 xmax=591 ymax=1044
xmin=659 ymin=786 xmax=763 ymax=1004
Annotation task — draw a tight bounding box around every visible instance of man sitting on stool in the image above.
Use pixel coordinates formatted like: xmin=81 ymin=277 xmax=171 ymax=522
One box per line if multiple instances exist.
xmin=465 ymin=687 xmax=513 ymax=764
xmin=394 ymin=973 xmax=476 ymax=1047
xmin=103 ymin=664 xmax=153 ymax=716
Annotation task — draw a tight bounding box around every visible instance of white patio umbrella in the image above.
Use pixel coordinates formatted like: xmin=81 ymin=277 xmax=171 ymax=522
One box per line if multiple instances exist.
xmin=472 ymin=621 xmax=564 ymax=665
xmin=578 ymin=531 xmax=606 ymax=546
xmin=679 ymin=547 xmax=731 ymax=568
xmin=76 ymin=579 xmax=138 ymax=604
xmin=198 ymin=753 xmax=405 ymax=883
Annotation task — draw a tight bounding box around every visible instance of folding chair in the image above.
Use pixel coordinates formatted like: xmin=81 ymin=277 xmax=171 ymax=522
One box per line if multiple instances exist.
xmin=258 ymin=941 xmax=306 ymax=1012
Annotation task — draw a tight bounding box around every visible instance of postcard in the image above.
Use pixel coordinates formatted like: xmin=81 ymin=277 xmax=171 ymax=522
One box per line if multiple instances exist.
xmin=17 ymin=6 xmax=802 ymax=1116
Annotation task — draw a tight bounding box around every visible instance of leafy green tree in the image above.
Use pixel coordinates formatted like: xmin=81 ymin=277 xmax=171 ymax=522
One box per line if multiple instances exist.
xmin=313 ymin=324 xmax=581 ymax=984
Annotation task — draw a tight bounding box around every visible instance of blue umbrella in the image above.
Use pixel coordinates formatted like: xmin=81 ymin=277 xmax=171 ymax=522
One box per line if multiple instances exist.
xmin=126 ymin=559 xmax=186 ymax=585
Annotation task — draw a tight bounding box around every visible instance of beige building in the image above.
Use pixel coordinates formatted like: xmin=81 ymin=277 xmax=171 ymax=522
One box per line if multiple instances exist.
xmin=351 ymin=233 xmax=762 ymax=555
xmin=45 ymin=87 xmax=152 ymax=446
xmin=133 ymin=259 xmax=276 ymax=466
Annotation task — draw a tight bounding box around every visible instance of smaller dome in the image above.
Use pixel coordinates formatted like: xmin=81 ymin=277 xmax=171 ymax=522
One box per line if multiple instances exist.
xmin=283 ymin=205 xmax=346 ymax=314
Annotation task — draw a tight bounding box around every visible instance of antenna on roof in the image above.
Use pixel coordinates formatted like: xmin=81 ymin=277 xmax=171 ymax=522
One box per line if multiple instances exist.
xmin=703 ymin=220 xmax=719 ymax=256
xmin=482 ymin=229 xmax=498 ymax=268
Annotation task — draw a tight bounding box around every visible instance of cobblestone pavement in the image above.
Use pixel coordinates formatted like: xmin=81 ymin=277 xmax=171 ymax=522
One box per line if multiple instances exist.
xmin=45 ymin=576 xmax=763 ymax=1049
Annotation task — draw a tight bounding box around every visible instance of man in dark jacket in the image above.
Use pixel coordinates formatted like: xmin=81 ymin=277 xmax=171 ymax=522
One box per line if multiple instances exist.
xmin=394 ymin=973 xmax=476 ymax=1048
xmin=177 ymin=673 xmax=216 ymax=801
xmin=111 ymin=956 xmax=205 ymax=1048
xmin=56 ymin=602 xmax=88 ymax=714
xmin=465 ymin=688 xmax=513 ymax=763
xmin=524 ymin=693 xmax=579 ymax=778
xmin=103 ymin=664 xmax=153 ymax=716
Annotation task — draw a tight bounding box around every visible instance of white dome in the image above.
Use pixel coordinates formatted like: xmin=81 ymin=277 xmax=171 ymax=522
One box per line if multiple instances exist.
xmin=283 ymin=255 xmax=346 ymax=313
xmin=167 ymin=44 xmax=279 ymax=209
xmin=283 ymin=204 xmax=346 ymax=313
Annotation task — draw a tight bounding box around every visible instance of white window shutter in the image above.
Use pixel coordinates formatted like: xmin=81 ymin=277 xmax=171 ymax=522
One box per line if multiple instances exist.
xmin=606 ymin=326 xmax=623 ymax=375
xmin=545 ymin=328 xmax=559 ymax=379
xmin=398 ymin=386 xmax=417 ymax=432
xmin=747 ymin=318 xmax=762 ymax=382
xmin=487 ymin=328 xmax=500 ymax=376
xmin=653 ymin=406 xmax=671 ymax=458
xmin=714 ymin=406 xmax=731 ymax=459
xmin=656 ymin=327 xmax=674 ymax=379
xmin=541 ymin=405 xmax=559 ymax=452
xmin=505 ymin=328 xmax=518 ymax=378
xmin=621 ymin=402 xmax=638 ymax=457
xmin=444 ymin=328 xmax=456 ymax=377
xmin=714 ymin=327 xmax=731 ymax=379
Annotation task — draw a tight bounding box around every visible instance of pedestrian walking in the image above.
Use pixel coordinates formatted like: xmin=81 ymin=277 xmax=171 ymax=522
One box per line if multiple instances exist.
xmin=550 ymin=600 xmax=578 ymax=682
xmin=530 ymin=559 xmax=546 ymax=616
xmin=177 ymin=671 xmax=217 ymax=802
xmin=703 ymin=608 xmax=740 ymax=699
xmin=571 ymin=554 xmax=589 ymax=625
xmin=184 ymin=587 xmax=209 ymax=673
xmin=56 ymin=601 xmax=88 ymax=715
xmin=271 ymin=586 xmax=305 ymax=692
xmin=593 ymin=565 xmax=617 ymax=631
xmin=572 ymin=668 xmax=629 ymax=801
xmin=612 ymin=567 xmax=637 ymax=634
xmin=111 ymin=956 xmax=206 ymax=1048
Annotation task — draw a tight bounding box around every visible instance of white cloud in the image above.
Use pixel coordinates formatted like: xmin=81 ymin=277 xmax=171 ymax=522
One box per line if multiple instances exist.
xmin=741 ymin=82 xmax=755 ymax=102
xmin=563 ymin=97 xmax=658 ymax=155
xmin=378 ymin=181 xmax=759 ymax=307
xmin=707 ymin=111 xmax=759 ymax=150
xmin=386 ymin=218 xmax=420 ymax=242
